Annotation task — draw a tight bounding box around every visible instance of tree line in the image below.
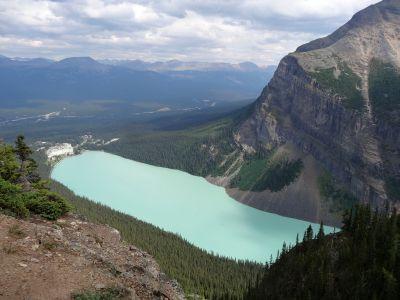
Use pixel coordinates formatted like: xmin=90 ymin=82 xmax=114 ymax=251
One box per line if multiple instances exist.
xmin=247 ymin=204 xmax=400 ymax=299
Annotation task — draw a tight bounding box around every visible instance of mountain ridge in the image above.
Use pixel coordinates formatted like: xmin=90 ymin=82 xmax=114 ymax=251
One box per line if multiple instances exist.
xmin=0 ymin=54 xmax=275 ymax=109
xmin=231 ymin=0 xmax=400 ymax=223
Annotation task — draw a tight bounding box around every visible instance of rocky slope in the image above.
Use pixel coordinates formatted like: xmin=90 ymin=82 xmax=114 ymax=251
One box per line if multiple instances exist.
xmin=232 ymin=0 xmax=400 ymax=223
xmin=0 ymin=213 xmax=184 ymax=300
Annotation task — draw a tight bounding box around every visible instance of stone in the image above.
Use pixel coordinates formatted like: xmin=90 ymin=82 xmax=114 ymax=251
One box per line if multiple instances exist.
xmin=94 ymin=283 xmax=106 ymax=290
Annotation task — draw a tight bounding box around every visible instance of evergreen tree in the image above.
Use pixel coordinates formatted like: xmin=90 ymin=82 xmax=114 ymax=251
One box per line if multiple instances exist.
xmin=303 ymin=225 xmax=314 ymax=242
xmin=317 ymin=222 xmax=325 ymax=241
xmin=14 ymin=135 xmax=32 ymax=162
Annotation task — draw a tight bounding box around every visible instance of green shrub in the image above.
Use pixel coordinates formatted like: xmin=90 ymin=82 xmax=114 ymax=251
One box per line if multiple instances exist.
xmin=25 ymin=197 xmax=63 ymax=220
xmin=8 ymin=224 xmax=26 ymax=238
xmin=42 ymin=240 xmax=58 ymax=251
xmin=72 ymin=287 xmax=130 ymax=300
xmin=0 ymin=179 xmax=29 ymax=218
xmin=0 ymin=144 xmax=20 ymax=182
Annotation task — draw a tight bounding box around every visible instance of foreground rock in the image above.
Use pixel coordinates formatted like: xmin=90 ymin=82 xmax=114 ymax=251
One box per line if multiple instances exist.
xmin=0 ymin=213 xmax=184 ymax=300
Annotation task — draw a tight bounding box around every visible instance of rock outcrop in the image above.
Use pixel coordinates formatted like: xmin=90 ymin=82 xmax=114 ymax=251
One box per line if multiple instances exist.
xmin=235 ymin=0 xmax=400 ymax=222
xmin=0 ymin=213 xmax=184 ymax=300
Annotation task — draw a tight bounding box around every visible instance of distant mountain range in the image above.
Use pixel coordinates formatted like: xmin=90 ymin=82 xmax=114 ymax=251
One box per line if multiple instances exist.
xmin=100 ymin=59 xmax=269 ymax=72
xmin=0 ymin=55 xmax=275 ymax=108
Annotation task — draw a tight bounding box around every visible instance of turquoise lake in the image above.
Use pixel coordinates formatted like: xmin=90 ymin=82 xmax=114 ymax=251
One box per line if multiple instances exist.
xmin=51 ymin=151 xmax=335 ymax=263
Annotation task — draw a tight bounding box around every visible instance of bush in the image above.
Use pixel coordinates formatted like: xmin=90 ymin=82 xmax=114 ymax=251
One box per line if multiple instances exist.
xmin=0 ymin=137 xmax=71 ymax=220
xmin=25 ymin=197 xmax=63 ymax=220
xmin=0 ymin=196 xmax=30 ymax=218
xmin=25 ymin=190 xmax=70 ymax=220
xmin=0 ymin=179 xmax=29 ymax=218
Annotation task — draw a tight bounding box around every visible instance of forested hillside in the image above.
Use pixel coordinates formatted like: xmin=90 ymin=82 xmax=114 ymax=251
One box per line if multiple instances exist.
xmin=103 ymin=104 xmax=305 ymax=195
xmin=102 ymin=117 xmax=237 ymax=177
xmin=247 ymin=205 xmax=400 ymax=299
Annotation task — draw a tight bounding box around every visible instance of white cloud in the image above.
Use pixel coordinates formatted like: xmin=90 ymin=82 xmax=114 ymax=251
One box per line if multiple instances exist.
xmin=0 ymin=0 xmax=380 ymax=64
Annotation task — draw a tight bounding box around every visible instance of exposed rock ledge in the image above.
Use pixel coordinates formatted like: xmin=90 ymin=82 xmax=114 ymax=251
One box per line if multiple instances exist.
xmin=0 ymin=213 xmax=184 ymax=300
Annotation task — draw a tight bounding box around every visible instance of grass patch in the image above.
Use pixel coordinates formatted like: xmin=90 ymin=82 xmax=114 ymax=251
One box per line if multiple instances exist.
xmin=311 ymin=59 xmax=364 ymax=111
xmin=231 ymin=157 xmax=270 ymax=190
xmin=3 ymin=243 xmax=17 ymax=254
xmin=231 ymin=156 xmax=304 ymax=192
xmin=8 ymin=224 xmax=26 ymax=238
xmin=42 ymin=240 xmax=57 ymax=251
xmin=72 ymin=286 xmax=130 ymax=300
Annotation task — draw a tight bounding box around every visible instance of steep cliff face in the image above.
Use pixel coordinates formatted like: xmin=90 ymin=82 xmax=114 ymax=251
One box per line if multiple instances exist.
xmin=236 ymin=0 xmax=400 ymax=219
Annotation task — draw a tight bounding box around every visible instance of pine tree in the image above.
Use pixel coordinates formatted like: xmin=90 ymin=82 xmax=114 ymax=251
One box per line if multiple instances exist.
xmin=14 ymin=135 xmax=32 ymax=162
xmin=317 ymin=221 xmax=325 ymax=241
xmin=14 ymin=135 xmax=33 ymax=190
xmin=303 ymin=225 xmax=314 ymax=242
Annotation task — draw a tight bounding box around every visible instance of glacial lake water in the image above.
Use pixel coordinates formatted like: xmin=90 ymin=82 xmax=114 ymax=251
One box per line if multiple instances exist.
xmin=51 ymin=151 xmax=335 ymax=263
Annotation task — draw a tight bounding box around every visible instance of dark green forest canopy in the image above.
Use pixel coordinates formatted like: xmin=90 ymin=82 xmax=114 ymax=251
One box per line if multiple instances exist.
xmin=247 ymin=205 xmax=400 ymax=300
xmin=369 ymin=59 xmax=400 ymax=126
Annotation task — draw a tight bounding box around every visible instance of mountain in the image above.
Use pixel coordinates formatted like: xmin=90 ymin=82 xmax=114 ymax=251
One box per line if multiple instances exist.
xmin=220 ymin=0 xmax=400 ymax=223
xmin=100 ymin=58 xmax=272 ymax=72
xmin=0 ymin=55 xmax=275 ymax=109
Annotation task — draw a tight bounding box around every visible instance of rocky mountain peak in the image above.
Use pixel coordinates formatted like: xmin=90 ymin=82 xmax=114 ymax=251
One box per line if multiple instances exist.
xmin=235 ymin=0 xmax=400 ymax=224
xmin=297 ymin=0 xmax=400 ymax=53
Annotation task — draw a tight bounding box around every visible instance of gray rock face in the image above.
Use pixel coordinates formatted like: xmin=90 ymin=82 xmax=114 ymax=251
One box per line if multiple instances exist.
xmin=237 ymin=0 xmax=400 ymax=213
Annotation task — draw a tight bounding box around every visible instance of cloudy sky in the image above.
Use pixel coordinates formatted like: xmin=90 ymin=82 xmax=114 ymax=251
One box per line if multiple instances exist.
xmin=0 ymin=0 xmax=379 ymax=65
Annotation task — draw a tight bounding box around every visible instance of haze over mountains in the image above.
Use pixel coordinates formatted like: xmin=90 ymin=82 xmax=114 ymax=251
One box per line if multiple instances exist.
xmin=0 ymin=54 xmax=275 ymax=109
